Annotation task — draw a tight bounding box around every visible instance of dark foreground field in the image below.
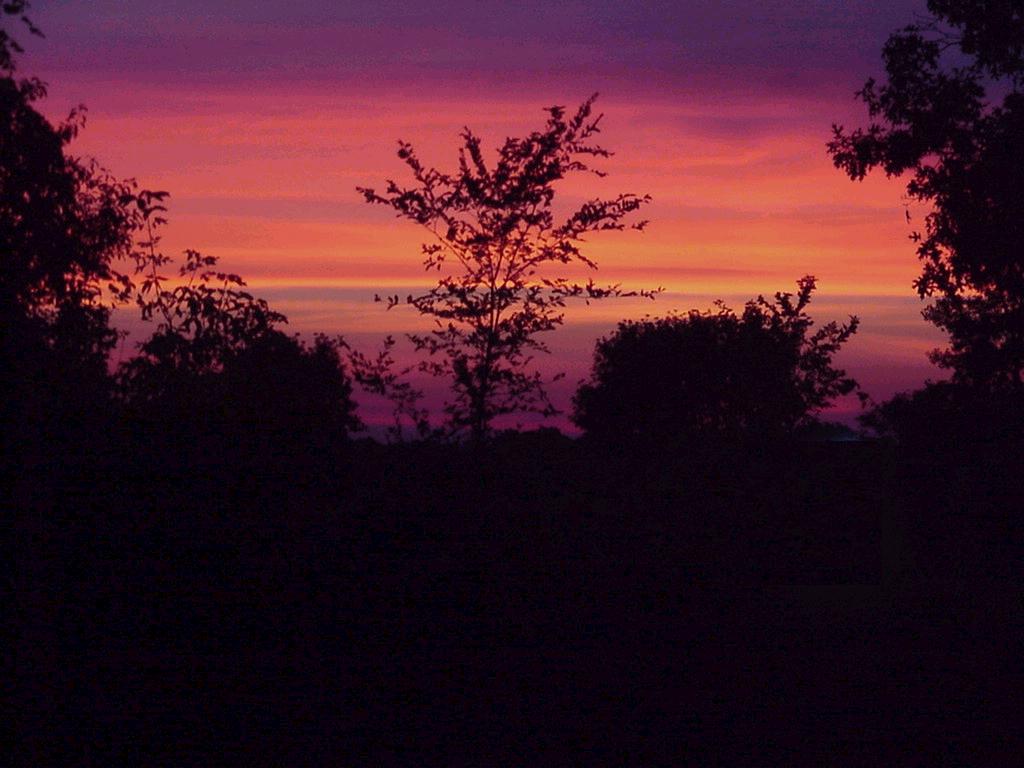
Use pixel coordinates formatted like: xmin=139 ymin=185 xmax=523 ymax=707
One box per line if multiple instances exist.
xmin=11 ymin=429 xmax=1024 ymax=765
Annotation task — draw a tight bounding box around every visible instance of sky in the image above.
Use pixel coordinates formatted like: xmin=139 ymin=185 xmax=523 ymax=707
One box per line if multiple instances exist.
xmin=20 ymin=0 xmax=945 ymax=431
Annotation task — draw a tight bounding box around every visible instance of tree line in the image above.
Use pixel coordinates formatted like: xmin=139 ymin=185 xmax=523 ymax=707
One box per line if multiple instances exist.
xmin=5 ymin=0 xmax=1024 ymax=457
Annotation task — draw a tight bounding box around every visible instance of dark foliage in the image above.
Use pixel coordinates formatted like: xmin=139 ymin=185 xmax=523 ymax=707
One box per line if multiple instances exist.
xmin=118 ymin=242 xmax=361 ymax=449
xmin=346 ymin=334 xmax=433 ymax=443
xmin=573 ymin=276 xmax=861 ymax=444
xmin=0 ymin=1 xmax=40 ymax=73
xmin=829 ymin=0 xmax=1024 ymax=389
xmin=359 ymin=95 xmax=655 ymax=441
xmin=862 ymin=378 xmax=1024 ymax=447
xmin=1 ymin=6 xmax=150 ymax=464
xmin=2 ymin=5 xmax=361 ymax=484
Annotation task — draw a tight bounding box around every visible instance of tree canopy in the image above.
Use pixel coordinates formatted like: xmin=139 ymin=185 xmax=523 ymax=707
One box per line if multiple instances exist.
xmin=573 ymin=277 xmax=861 ymax=444
xmin=1 ymin=2 xmax=149 ymax=447
xmin=2 ymin=6 xmax=360 ymax=455
xmin=117 ymin=227 xmax=360 ymax=442
xmin=359 ymin=95 xmax=654 ymax=442
xmin=829 ymin=0 xmax=1024 ymax=390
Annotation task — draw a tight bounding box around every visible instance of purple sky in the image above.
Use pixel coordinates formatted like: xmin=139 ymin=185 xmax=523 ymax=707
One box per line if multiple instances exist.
xmin=32 ymin=1 xmax=920 ymax=93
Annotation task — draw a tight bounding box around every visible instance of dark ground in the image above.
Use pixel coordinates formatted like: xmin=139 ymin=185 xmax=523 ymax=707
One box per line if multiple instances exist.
xmin=10 ymin=428 xmax=1024 ymax=765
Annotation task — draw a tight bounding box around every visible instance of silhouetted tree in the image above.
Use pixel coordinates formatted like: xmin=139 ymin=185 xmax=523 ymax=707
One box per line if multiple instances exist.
xmin=0 ymin=1 xmax=40 ymax=72
xmin=118 ymin=243 xmax=360 ymax=441
xmin=829 ymin=1 xmax=1024 ymax=390
xmin=219 ymin=331 xmax=361 ymax=451
xmin=861 ymin=379 xmax=1024 ymax=446
xmin=359 ymin=95 xmax=654 ymax=442
xmin=1 ymin=3 xmax=147 ymax=452
xmin=573 ymin=277 xmax=861 ymax=444
xmin=118 ymin=244 xmax=284 ymax=409
xmin=346 ymin=334 xmax=433 ymax=443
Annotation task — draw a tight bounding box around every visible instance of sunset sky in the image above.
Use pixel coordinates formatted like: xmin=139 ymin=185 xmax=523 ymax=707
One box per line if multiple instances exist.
xmin=23 ymin=0 xmax=945 ymax=430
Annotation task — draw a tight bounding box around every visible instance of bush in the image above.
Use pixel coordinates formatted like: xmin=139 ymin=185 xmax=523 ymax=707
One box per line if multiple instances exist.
xmin=573 ymin=277 xmax=860 ymax=445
